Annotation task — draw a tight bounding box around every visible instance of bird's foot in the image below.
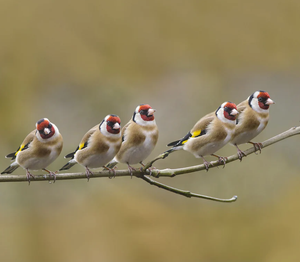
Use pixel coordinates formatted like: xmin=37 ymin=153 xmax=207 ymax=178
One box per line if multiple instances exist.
xmin=140 ymin=166 xmax=156 ymax=176
xmin=211 ymin=154 xmax=227 ymax=168
xmin=200 ymin=157 xmax=212 ymax=171
xmin=217 ymin=156 xmax=228 ymax=168
xmin=85 ymin=167 xmax=93 ymax=181
xmin=103 ymin=166 xmax=117 ymax=179
xmin=43 ymin=168 xmax=57 ymax=183
xmin=139 ymin=162 xmax=154 ymax=176
xmin=237 ymin=149 xmax=247 ymax=161
xmin=248 ymin=141 xmax=263 ymax=154
xmin=127 ymin=164 xmax=136 ymax=178
xmin=203 ymin=161 xmax=212 ymax=171
xmin=26 ymin=169 xmax=35 ymax=185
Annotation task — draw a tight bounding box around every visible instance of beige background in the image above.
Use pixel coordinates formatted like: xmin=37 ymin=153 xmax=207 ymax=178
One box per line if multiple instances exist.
xmin=0 ymin=0 xmax=300 ymax=261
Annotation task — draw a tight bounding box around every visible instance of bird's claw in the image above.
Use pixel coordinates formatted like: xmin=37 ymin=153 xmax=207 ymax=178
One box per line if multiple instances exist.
xmin=42 ymin=168 xmax=57 ymax=183
xmin=217 ymin=156 xmax=228 ymax=168
xmin=49 ymin=171 xmax=57 ymax=183
xmin=203 ymin=161 xmax=212 ymax=171
xmin=252 ymin=142 xmax=263 ymax=154
xmin=127 ymin=165 xmax=136 ymax=178
xmin=103 ymin=166 xmax=117 ymax=179
xmin=237 ymin=149 xmax=247 ymax=161
xmin=85 ymin=167 xmax=93 ymax=181
xmin=26 ymin=169 xmax=35 ymax=185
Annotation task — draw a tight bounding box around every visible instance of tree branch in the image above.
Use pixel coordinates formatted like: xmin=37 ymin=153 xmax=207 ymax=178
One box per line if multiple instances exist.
xmin=139 ymin=175 xmax=238 ymax=202
xmin=1 ymin=126 xmax=299 ymax=181
xmin=145 ymin=126 xmax=300 ymax=177
xmin=0 ymin=126 xmax=299 ymax=202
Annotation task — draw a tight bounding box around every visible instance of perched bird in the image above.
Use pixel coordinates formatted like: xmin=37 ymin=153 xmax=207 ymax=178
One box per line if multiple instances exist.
xmin=1 ymin=118 xmax=63 ymax=183
xmin=230 ymin=90 xmax=274 ymax=160
xmin=107 ymin=104 xmax=159 ymax=176
xmin=165 ymin=102 xmax=239 ymax=170
xmin=59 ymin=115 xmax=122 ymax=179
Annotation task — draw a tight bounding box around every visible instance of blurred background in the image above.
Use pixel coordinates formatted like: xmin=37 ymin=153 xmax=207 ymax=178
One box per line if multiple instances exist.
xmin=0 ymin=0 xmax=300 ymax=261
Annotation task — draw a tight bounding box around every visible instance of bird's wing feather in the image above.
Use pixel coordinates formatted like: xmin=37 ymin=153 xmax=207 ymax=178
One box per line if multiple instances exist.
xmin=64 ymin=125 xmax=98 ymax=159
xmin=121 ymin=120 xmax=132 ymax=143
xmin=191 ymin=112 xmax=215 ymax=133
xmin=168 ymin=113 xmax=214 ymax=148
xmin=5 ymin=130 xmax=35 ymax=160
xmin=236 ymin=100 xmax=248 ymax=113
xmin=236 ymin=100 xmax=248 ymax=124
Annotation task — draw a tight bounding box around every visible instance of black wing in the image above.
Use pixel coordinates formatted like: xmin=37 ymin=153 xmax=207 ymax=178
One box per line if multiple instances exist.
xmin=5 ymin=142 xmax=30 ymax=160
xmin=167 ymin=129 xmax=207 ymax=147
xmin=64 ymin=141 xmax=88 ymax=159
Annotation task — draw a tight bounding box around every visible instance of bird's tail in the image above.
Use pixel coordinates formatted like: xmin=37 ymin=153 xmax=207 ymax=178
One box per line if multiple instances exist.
xmin=64 ymin=151 xmax=76 ymax=159
xmin=5 ymin=152 xmax=17 ymax=160
xmin=106 ymin=158 xmax=118 ymax=169
xmin=59 ymin=159 xmax=77 ymax=171
xmin=162 ymin=140 xmax=185 ymax=159
xmin=167 ymin=140 xmax=181 ymax=147
xmin=1 ymin=162 xmax=20 ymax=174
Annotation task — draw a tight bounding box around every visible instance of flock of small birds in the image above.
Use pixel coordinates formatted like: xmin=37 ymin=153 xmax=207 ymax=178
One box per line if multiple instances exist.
xmin=1 ymin=90 xmax=274 ymax=183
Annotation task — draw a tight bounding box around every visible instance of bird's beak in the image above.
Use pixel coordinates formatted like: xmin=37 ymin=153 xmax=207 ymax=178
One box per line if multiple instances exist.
xmin=265 ymin=98 xmax=275 ymax=105
xmin=44 ymin=128 xmax=51 ymax=135
xmin=113 ymin=122 xmax=120 ymax=130
xmin=231 ymin=109 xmax=238 ymax=116
xmin=147 ymin=108 xmax=156 ymax=116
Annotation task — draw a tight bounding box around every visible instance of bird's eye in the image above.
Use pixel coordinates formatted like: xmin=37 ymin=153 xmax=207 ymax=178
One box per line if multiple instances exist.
xmin=140 ymin=109 xmax=147 ymax=115
xmin=258 ymin=97 xmax=264 ymax=102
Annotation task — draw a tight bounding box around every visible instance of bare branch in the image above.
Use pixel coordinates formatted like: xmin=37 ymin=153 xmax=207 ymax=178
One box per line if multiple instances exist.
xmin=1 ymin=126 xmax=299 ymax=182
xmin=145 ymin=126 xmax=300 ymax=177
xmin=0 ymin=126 xmax=299 ymax=202
xmin=139 ymin=175 xmax=238 ymax=202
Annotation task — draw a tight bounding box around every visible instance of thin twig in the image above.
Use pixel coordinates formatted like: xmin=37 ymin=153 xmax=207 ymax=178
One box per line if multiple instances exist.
xmin=139 ymin=175 xmax=238 ymax=202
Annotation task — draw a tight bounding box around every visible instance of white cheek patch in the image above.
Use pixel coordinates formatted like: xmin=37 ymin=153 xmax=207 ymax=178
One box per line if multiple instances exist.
xmin=134 ymin=114 xmax=156 ymax=126
xmin=251 ymin=98 xmax=269 ymax=114
xmin=100 ymin=122 xmax=121 ymax=138
xmin=216 ymin=108 xmax=236 ymax=125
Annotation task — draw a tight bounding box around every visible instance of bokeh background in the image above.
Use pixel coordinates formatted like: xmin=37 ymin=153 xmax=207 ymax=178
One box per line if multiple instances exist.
xmin=0 ymin=0 xmax=300 ymax=261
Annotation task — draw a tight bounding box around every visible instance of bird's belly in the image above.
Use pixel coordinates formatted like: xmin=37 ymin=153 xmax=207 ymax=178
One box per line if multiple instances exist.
xmin=231 ymin=130 xmax=260 ymax=145
xmin=121 ymin=144 xmax=154 ymax=165
xmin=81 ymin=155 xmax=112 ymax=168
xmin=191 ymin=141 xmax=227 ymax=157
xmin=19 ymin=156 xmax=55 ymax=170
xmin=184 ymin=131 xmax=231 ymax=157
xmin=77 ymin=148 xmax=116 ymax=169
xmin=17 ymin=150 xmax=59 ymax=170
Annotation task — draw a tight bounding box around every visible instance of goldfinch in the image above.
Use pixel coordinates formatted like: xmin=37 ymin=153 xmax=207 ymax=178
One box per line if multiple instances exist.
xmin=59 ymin=114 xmax=122 ymax=179
xmin=1 ymin=118 xmax=63 ymax=183
xmin=107 ymin=104 xmax=159 ymax=176
xmin=165 ymin=102 xmax=238 ymax=170
xmin=230 ymin=90 xmax=274 ymax=160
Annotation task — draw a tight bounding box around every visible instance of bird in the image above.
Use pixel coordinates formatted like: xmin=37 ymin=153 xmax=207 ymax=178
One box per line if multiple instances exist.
xmin=106 ymin=104 xmax=159 ymax=176
xmin=59 ymin=114 xmax=122 ymax=180
xmin=1 ymin=118 xmax=63 ymax=183
xmin=164 ymin=102 xmax=239 ymax=170
xmin=230 ymin=90 xmax=274 ymax=160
